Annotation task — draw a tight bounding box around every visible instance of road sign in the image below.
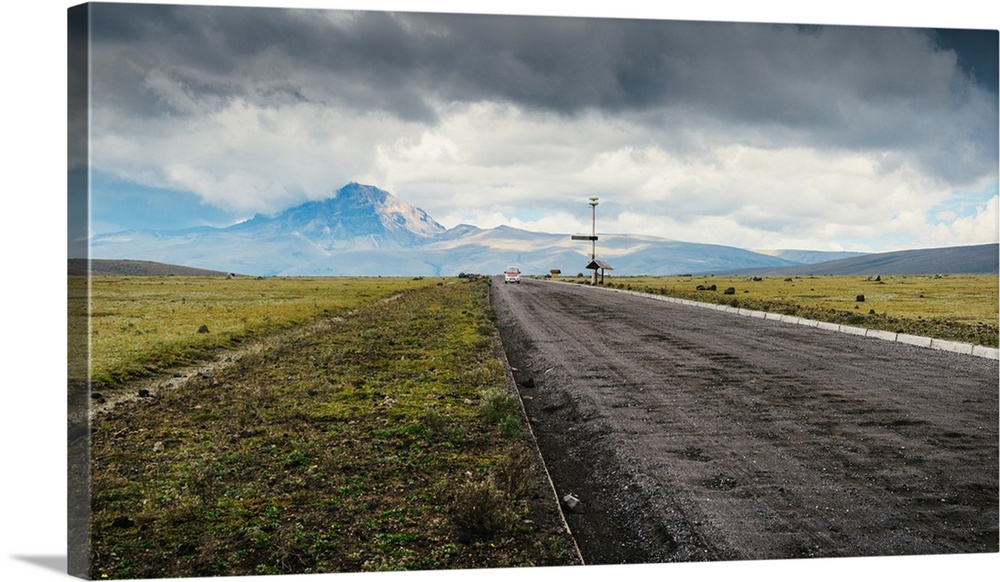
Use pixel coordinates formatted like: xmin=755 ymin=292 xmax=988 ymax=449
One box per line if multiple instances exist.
xmin=571 ymin=235 xmax=598 ymax=241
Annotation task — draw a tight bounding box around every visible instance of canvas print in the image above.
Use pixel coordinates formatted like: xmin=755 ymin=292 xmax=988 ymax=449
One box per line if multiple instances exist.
xmin=68 ymin=2 xmax=999 ymax=580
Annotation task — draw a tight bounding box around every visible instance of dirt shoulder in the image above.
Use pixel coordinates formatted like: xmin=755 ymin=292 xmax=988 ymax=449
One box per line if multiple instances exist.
xmin=491 ymin=278 xmax=999 ymax=564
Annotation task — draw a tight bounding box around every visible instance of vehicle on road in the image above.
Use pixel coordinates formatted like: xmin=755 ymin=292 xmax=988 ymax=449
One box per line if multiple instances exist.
xmin=504 ymin=266 xmax=521 ymax=284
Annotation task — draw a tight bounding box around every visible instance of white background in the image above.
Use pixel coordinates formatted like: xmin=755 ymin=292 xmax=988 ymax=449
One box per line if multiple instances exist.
xmin=2 ymin=1 xmax=997 ymax=581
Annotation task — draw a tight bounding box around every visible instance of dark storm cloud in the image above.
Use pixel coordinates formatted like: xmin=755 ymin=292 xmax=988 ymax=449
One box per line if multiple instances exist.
xmin=89 ymin=4 xmax=997 ymax=183
xmin=94 ymin=5 xmax=996 ymax=118
xmin=90 ymin=5 xmax=995 ymax=117
xmin=90 ymin=4 xmax=443 ymax=120
xmin=932 ymin=28 xmax=999 ymax=93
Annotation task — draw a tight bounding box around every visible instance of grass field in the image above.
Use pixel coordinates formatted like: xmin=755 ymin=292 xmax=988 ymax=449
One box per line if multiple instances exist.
xmin=83 ymin=275 xmax=446 ymax=389
xmin=85 ymin=276 xmax=579 ymax=578
xmin=593 ymin=274 xmax=998 ymax=347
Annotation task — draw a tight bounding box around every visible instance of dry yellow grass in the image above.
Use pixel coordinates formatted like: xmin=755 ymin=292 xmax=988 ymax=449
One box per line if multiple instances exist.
xmin=601 ymin=274 xmax=998 ymax=346
xmin=85 ymin=275 xmax=446 ymax=387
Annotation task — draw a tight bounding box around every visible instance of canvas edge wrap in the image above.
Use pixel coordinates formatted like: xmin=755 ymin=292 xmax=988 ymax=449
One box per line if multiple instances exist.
xmin=68 ymin=3 xmax=92 ymax=579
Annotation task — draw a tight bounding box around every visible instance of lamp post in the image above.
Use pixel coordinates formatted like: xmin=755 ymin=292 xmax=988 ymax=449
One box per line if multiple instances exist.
xmin=589 ymin=197 xmax=599 ymax=285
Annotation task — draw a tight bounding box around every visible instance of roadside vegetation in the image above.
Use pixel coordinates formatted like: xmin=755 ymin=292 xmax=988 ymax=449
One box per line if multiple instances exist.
xmin=591 ymin=274 xmax=998 ymax=347
xmin=86 ymin=276 xmax=579 ymax=578
xmin=85 ymin=276 xmax=443 ymax=390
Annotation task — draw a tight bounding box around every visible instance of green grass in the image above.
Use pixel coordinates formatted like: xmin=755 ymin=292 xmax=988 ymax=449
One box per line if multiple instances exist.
xmin=593 ymin=274 xmax=999 ymax=347
xmin=83 ymin=275 xmax=444 ymax=389
xmin=87 ymin=278 xmax=578 ymax=578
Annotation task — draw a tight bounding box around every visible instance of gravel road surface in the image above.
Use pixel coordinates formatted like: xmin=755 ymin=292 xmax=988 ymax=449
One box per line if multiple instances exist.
xmin=490 ymin=278 xmax=998 ymax=565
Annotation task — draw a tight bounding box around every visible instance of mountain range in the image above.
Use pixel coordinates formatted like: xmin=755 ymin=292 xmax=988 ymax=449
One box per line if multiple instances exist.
xmin=85 ymin=182 xmax=996 ymax=277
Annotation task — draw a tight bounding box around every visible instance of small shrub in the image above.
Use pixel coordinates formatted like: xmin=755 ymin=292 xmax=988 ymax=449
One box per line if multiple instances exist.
xmin=449 ymin=445 xmax=535 ymax=539
xmin=479 ymin=386 xmax=519 ymax=424
xmin=421 ymin=407 xmax=447 ymax=432
xmin=491 ymin=445 xmax=534 ymax=500
xmin=449 ymin=476 xmax=518 ymax=540
xmin=499 ymin=415 xmax=522 ymax=437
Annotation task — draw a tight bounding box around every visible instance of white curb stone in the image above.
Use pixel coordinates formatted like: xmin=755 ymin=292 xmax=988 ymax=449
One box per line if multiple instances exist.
xmin=865 ymin=329 xmax=899 ymax=342
xmin=839 ymin=325 xmax=869 ymax=336
xmin=972 ymin=345 xmax=1000 ymax=360
xmin=929 ymin=338 xmax=974 ymax=355
xmin=896 ymin=334 xmax=933 ymax=348
xmin=561 ymin=281 xmax=996 ymax=359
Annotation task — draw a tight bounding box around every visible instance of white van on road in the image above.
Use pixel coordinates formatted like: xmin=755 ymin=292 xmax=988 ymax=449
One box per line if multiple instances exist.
xmin=503 ymin=266 xmax=521 ymax=284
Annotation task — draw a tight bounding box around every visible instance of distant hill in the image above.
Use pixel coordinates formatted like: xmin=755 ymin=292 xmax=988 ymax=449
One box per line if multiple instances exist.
xmin=69 ymin=259 xmax=237 ymax=277
xmin=84 ymin=182 xmax=999 ymax=277
xmin=702 ymin=243 xmax=999 ymax=276
xmin=752 ymin=249 xmax=869 ymax=264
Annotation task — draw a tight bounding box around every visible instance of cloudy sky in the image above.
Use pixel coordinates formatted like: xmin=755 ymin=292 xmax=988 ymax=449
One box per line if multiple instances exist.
xmin=79 ymin=0 xmax=998 ymax=252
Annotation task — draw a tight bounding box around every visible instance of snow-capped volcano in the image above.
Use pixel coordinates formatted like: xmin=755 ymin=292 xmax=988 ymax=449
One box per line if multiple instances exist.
xmin=227 ymin=182 xmax=446 ymax=249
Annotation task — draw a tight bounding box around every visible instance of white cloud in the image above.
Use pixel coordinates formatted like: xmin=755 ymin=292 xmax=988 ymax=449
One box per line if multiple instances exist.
xmin=91 ymin=96 xmax=427 ymax=214
xmin=91 ymin=85 xmax=996 ymax=252
xmin=86 ymin=4 xmax=998 ymax=252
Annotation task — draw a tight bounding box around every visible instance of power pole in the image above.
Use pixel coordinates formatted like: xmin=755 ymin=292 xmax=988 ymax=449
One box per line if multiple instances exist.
xmin=589 ymin=197 xmax=599 ymax=285
xmin=571 ymin=197 xmax=603 ymax=285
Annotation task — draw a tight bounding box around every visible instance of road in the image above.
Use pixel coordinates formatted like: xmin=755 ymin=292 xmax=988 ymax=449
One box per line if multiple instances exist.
xmin=490 ymin=278 xmax=998 ymax=565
